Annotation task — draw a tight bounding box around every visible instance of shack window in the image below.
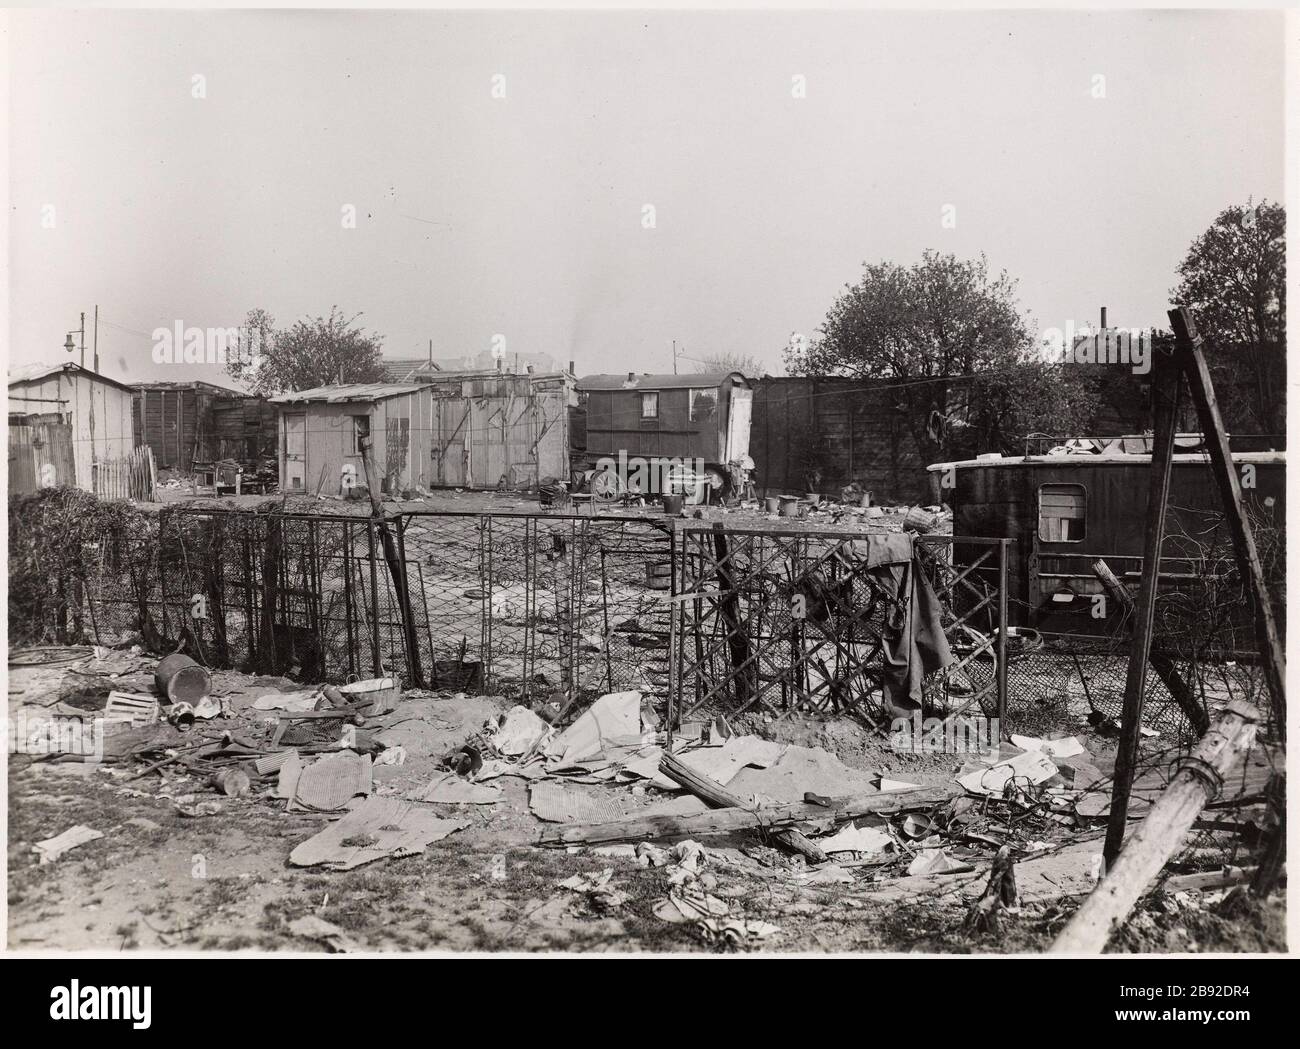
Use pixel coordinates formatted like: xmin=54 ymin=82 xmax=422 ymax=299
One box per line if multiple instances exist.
xmin=640 ymin=392 xmax=659 ymax=419
xmin=350 ymin=415 xmax=370 ymax=455
xmin=1039 ymin=483 xmax=1086 ymax=542
xmin=689 ymin=388 xmax=717 ymax=423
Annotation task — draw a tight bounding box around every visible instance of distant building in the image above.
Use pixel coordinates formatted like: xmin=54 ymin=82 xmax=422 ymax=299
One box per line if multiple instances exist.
xmin=7 ymin=363 xmax=136 ymax=494
xmin=381 ymin=350 xmax=562 ymax=383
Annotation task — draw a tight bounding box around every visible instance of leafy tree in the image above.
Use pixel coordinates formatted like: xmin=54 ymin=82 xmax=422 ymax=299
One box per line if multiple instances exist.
xmin=785 ymin=251 xmax=1097 ymax=463
xmin=226 ymin=307 xmax=386 ymax=394
xmin=1171 ymin=199 xmax=1285 ymax=433
xmin=691 ymin=351 xmax=770 ymax=378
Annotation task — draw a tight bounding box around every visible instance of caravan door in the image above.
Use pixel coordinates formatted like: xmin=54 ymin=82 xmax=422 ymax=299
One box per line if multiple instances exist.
xmin=724 ymin=387 xmax=753 ymax=462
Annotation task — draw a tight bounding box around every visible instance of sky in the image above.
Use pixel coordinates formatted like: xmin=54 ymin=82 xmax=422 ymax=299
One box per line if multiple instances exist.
xmin=3 ymin=8 xmax=1286 ymax=388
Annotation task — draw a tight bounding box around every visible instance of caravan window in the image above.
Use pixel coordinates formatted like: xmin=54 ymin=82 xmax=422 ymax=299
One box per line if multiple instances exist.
xmin=640 ymin=392 xmax=659 ymax=419
xmin=689 ymin=388 xmax=717 ymax=423
xmin=1038 ymin=483 xmax=1086 ymax=542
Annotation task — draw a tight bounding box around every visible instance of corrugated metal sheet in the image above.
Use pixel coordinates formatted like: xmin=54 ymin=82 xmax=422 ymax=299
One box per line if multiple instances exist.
xmin=578 ymin=371 xmax=739 ymax=391
xmin=271 ymin=383 xmax=423 ymax=404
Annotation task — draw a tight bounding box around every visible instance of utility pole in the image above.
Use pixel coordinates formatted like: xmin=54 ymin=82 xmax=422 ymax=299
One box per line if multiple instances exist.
xmin=93 ymin=305 xmax=99 ymax=373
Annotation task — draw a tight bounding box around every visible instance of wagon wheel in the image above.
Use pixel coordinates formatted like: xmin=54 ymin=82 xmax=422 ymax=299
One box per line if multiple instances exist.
xmin=703 ymin=466 xmax=727 ymax=500
xmin=590 ymin=467 xmax=623 ymax=502
xmin=928 ymin=621 xmax=999 ymax=719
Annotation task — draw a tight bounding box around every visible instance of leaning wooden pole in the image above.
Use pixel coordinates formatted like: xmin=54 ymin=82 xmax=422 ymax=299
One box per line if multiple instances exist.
xmin=1169 ymin=307 xmax=1286 ymax=737
xmin=358 ymin=436 xmax=425 ymax=687
xmin=1052 ymin=700 xmax=1259 ymax=953
xmin=1104 ymin=339 xmax=1182 ymax=868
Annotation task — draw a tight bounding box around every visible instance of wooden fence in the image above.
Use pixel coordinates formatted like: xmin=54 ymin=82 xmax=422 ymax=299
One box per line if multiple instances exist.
xmin=8 ymin=423 xmax=77 ymax=494
xmin=92 ymin=446 xmax=158 ymax=501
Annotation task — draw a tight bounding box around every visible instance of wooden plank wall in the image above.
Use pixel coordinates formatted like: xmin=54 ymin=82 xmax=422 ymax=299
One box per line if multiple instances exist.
xmin=751 ymin=377 xmax=932 ymax=503
xmin=135 ymin=389 xmax=278 ymax=468
xmin=7 ymin=423 xmax=76 ymax=494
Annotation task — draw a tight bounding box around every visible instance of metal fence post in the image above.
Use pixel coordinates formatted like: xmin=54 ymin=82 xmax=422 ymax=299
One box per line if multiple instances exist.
xmin=997 ymin=538 xmax=1009 ymax=731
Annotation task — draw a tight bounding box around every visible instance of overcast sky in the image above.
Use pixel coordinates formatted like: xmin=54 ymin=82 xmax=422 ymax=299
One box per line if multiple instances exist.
xmin=4 ymin=7 xmax=1285 ymax=387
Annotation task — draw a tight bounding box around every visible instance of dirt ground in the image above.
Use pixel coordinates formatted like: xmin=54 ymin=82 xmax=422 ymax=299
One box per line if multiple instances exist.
xmin=7 ymin=654 xmax=1284 ymax=954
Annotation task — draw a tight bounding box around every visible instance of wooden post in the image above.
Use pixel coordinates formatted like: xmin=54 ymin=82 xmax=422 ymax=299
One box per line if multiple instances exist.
xmin=1091 ymin=558 xmax=1209 ymax=736
xmin=538 ymin=784 xmax=953 ymax=846
xmin=1104 ymin=340 xmax=1182 ymax=869
xmin=1052 ymin=700 xmax=1259 ymax=953
xmin=358 ymin=436 xmax=424 ymax=687
xmin=660 ymin=752 xmax=826 ymax=863
xmin=1169 ymin=307 xmax=1285 ymax=736
xmin=710 ymin=524 xmax=752 ymax=707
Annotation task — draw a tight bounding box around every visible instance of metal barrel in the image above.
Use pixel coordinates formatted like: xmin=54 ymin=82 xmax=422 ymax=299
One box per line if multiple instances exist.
xmin=154 ymin=653 xmax=212 ymax=704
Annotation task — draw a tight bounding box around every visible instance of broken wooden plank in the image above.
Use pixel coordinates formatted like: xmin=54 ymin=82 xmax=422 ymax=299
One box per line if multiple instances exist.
xmin=1052 ymin=699 xmax=1260 ymax=953
xmin=659 ymin=752 xmax=826 ymax=863
xmin=535 ymin=784 xmax=954 ymax=846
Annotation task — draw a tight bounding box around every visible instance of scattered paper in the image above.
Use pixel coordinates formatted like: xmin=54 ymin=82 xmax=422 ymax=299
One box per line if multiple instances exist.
xmin=490 ymin=705 xmax=552 ymax=757
xmin=289 ymin=796 xmax=467 ymax=870
xmin=907 ymin=850 xmax=974 ymax=877
xmin=545 ymin=691 xmax=642 ymax=766
xmin=33 ymin=825 xmax=103 ymax=864
xmin=653 ymin=890 xmax=731 ymax=924
xmin=253 ymin=690 xmax=321 ymax=712
xmin=817 ymin=822 xmax=892 ymax=854
xmin=1011 ymin=734 xmax=1086 ymax=758
xmin=958 ymin=750 xmax=1058 ymax=796
xmin=414 ymin=771 xmax=502 ymax=804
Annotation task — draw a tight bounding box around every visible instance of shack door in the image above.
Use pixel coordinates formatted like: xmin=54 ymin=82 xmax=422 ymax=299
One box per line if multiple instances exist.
xmin=434 ymin=398 xmax=469 ymax=486
xmin=725 ymin=387 xmax=753 ymax=462
xmin=283 ymin=413 xmax=307 ymax=491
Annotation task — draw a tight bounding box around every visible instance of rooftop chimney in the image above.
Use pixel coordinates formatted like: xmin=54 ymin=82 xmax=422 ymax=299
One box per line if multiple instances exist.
xmin=627 ymin=371 xmax=635 ymax=382
xmin=1100 ymin=306 xmax=1108 ymax=330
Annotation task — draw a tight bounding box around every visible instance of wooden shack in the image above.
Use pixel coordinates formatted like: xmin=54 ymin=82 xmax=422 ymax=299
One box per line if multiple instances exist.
xmin=271 ymin=371 xmax=574 ymax=494
xmin=7 ymin=363 xmax=136 ymax=495
xmin=929 ymin=434 xmax=1286 ymax=637
xmin=418 ymin=370 xmax=574 ymax=488
xmin=133 ymin=381 xmax=278 ymax=472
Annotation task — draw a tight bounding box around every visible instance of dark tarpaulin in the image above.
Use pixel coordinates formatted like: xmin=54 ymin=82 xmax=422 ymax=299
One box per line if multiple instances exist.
xmin=844 ymin=534 xmax=954 ymax=714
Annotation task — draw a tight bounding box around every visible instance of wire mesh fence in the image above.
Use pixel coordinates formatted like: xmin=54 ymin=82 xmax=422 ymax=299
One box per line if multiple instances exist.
xmin=75 ymin=507 xmax=678 ymax=708
xmin=668 ymin=527 xmax=1011 ymax=728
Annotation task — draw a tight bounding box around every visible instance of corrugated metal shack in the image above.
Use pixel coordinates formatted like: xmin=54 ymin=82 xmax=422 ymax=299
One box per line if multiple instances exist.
xmin=750 ymin=376 xmax=931 ymax=502
xmin=7 ymin=363 xmax=136 ymax=494
xmin=271 ymin=383 xmax=427 ymax=495
xmin=133 ymin=381 xmax=277 ymax=472
xmin=416 ymin=370 xmax=574 ymax=488
xmin=271 ymin=371 xmax=574 ymax=494
xmin=928 ymin=434 xmax=1286 ymax=636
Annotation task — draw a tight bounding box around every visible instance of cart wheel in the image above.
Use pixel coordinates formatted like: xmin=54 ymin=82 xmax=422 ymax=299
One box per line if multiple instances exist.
xmin=703 ymin=467 xmax=727 ymax=502
xmin=591 ymin=468 xmax=623 ymax=502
